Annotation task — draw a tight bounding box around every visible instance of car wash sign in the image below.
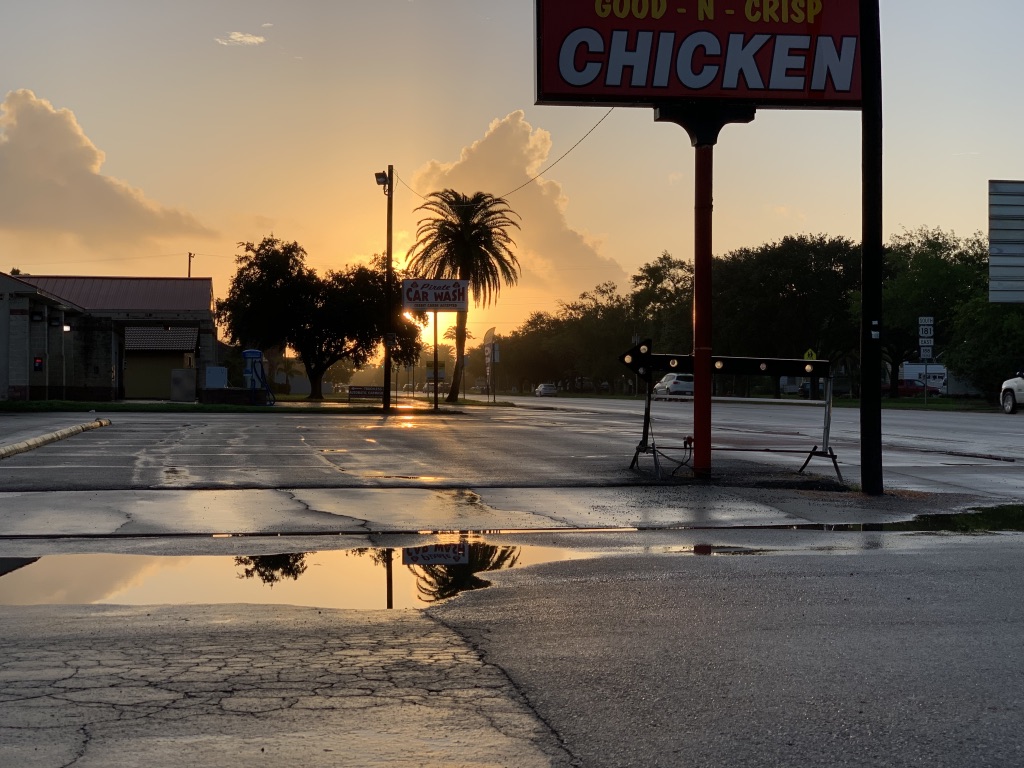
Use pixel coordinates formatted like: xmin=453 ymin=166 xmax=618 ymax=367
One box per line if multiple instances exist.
xmin=402 ymin=280 xmax=469 ymax=311
xmin=536 ymin=0 xmax=862 ymax=109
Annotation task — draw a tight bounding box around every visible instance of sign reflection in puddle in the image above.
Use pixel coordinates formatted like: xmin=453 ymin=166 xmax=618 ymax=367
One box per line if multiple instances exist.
xmin=0 ymin=543 xmax=595 ymax=610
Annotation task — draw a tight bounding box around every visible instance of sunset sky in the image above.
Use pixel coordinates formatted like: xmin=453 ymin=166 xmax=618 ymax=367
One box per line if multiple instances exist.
xmin=2 ymin=1 xmax=1023 ymax=342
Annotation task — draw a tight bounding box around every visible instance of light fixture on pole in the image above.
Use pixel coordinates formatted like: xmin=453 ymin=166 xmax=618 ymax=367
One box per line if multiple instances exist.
xmin=62 ymin=317 xmax=71 ymax=400
xmin=375 ymin=165 xmax=394 ymax=414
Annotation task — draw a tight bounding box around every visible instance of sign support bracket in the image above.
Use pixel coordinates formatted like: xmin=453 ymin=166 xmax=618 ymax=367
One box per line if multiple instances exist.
xmin=629 ymin=378 xmax=660 ymax=477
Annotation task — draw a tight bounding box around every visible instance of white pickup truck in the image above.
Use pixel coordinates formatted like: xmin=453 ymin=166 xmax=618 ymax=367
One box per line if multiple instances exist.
xmin=1001 ymin=371 xmax=1024 ymax=413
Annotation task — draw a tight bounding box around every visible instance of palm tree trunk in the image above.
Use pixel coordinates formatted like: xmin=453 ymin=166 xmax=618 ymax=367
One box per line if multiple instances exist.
xmin=446 ymin=310 xmax=467 ymax=402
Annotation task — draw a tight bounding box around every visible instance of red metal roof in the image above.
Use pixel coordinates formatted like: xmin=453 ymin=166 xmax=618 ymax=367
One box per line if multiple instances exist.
xmin=16 ymin=276 xmax=213 ymax=312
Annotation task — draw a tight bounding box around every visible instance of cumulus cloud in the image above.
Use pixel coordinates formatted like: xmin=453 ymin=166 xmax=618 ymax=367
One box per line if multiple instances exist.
xmin=410 ymin=111 xmax=626 ymax=323
xmin=215 ymin=31 xmax=265 ymax=46
xmin=0 ymin=89 xmax=215 ymax=247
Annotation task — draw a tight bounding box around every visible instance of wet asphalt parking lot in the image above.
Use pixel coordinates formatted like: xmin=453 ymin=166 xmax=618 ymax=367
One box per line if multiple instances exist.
xmin=0 ymin=404 xmax=1022 ymax=766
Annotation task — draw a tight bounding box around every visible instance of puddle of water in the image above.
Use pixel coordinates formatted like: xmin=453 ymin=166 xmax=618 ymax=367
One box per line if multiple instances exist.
xmin=2 ymin=508 xmax=1020 ymax=610
xmin=0 ymin=543 xmax=597 ymax=610
xmin=779 ymin=507 xmax=1024 ymax=534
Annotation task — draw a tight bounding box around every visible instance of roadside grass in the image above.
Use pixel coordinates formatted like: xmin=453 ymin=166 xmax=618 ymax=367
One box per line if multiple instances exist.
xmin=888 ymin=505 xmax=1024 ymax=532
xmin=832 ymin=396 xmax=995 ymax=412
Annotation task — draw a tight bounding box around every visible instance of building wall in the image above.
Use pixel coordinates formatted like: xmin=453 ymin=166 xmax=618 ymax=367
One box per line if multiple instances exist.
xmin=4 ymin=296 xmax=30 ymax=399
xmin=68 ymin=316 xmax=118 ymax=400
xmin=124 ymin=351 xmax=192 ymax=399
xmin=99 ymin=311 xmax=215 ymax=390
xmin=0 ymin=292 xmax=12 ymax=399
xmin=3 ymin=282 xmax=217 ymax=401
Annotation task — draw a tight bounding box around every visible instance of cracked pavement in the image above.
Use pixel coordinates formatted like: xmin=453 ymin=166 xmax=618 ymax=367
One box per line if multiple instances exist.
xmin=0 ymin=605 xmax=574 ymax=768
xmin=2 ymin=409 xmax=1021 ymax=767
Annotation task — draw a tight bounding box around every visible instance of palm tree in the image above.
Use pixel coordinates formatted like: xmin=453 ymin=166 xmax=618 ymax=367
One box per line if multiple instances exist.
xmin=412 ymin=544 xmax=521 ymax=603
xmin=407 ymin=190 xmax=520 ymax=402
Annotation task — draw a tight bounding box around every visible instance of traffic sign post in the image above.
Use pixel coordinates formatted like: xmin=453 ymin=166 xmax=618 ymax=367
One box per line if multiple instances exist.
xmin=919 ymin=316 xmax=934 ymax=401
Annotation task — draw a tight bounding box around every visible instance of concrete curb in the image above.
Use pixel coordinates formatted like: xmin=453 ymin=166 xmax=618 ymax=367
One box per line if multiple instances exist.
xmin=0 ymin=418 xmax=111 ymax=461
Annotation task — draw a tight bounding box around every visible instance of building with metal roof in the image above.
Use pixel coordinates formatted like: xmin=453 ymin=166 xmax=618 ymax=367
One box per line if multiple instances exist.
xmin=2 ymin=273 xmax=217 ymax=401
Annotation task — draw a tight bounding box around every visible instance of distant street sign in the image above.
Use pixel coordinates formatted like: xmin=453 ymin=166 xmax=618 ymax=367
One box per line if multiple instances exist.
xmin=919 ymin=316 xmax=934 ymax=325
xmin=919 ymin=338 xmax=934 ymax=347
xmin=804 ymin=349 xmax=817 ymax=361
xmin=919 ymin=325 xmax=934 ymax=337
xmin=920 ymin=348 xmax=933 ymax=360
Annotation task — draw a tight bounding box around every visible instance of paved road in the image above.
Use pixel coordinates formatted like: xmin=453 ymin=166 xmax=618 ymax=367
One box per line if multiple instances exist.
xmin=0 ymin=406 xmax=1021 ymax=767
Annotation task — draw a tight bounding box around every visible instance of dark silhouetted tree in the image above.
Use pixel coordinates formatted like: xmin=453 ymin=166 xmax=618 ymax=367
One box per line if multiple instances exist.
xmin=407 ymin=190 xmax=520 ymax=402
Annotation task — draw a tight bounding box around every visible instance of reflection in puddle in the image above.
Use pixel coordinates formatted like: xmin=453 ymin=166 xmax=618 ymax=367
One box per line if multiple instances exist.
xmin=3 ymin=508 xmax=1020 ymax=610
xmin=0 ymin=543 xmax=590 ymax=610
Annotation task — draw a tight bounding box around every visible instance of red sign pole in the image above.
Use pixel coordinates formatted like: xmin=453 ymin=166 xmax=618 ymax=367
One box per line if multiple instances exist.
xmin=692 ymin=143 xmax=714 ymax=475
xmin=656 ymin=105 xmax=755 ymax=476
xmin=536 ymin=0 xmax=865 ymax=478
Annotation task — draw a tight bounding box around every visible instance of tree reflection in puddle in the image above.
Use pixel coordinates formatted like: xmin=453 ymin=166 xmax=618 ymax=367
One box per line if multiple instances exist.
xmin=412 ymin=545 xmax=520 ymax=603
xmin=234 ymin=553 xmax=310 ymax=585
xmin=226 ymin=545 xmax=522 ymax=604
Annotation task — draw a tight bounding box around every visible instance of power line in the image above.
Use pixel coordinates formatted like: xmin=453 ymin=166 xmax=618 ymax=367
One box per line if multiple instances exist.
xmin=396 ymin=108 xmax=615 ymax=203
xmin=12 ymin=250 xmax=236 ymax=269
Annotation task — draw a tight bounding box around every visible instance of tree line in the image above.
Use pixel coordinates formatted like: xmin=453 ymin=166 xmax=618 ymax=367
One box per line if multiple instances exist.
xmin=216 ymin=192 xmax=1024 ymax=402
xmin=216 ymin=189 xmax=520 ymax=400
xmin=471 ymin=228 xmax=1023 ymax=400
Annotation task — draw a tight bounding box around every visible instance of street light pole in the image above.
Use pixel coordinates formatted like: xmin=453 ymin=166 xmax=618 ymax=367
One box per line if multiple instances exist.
xmin=376 ymin=165 xmax=394 ymax=414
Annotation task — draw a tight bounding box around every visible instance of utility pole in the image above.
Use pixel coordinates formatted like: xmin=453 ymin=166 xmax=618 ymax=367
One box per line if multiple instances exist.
xmin=374 ymin=166 xmax=395 ymax=414
xmin=187 ymin=252 xmax=194 ymax=278
xmin=859 ymin=0 xmax=884 ymax=495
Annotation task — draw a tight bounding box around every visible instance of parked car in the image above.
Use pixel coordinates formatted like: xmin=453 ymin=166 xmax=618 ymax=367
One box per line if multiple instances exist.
xmin=534 ymin=383 xmax=558 ymax=397
xmin=887 ymin=379 xmax=941 ymax=397
xmin=653 ymin=373 xmax=694 ymax=398
xmin=1000 ymin=370 xmax=1024 ymax=414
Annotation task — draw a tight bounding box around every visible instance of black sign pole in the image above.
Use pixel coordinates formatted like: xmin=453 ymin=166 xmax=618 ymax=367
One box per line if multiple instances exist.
xmin=859 ymin=0 xmax=884 ymax=495
xmin=655 ymin=105 xmax=755 ymax=477
xmin=433 ymin=311 xmax=439 ymax=411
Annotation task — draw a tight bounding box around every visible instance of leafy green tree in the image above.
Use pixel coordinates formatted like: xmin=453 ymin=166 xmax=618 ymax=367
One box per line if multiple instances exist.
xmin=499 ymin=311 xmax=565 ymax=393
xmin=216 ymin=238 xmax=312 ymax=351
xmin=944 ymin=298 xmax=1024 ymax=399
xmin=630 ymin=251 xmax=694 ymax=352
xmin=881 ymin=227 xmax=988 ymax=395
xmin=323 ymin=359 xmax=357 ymax=389
xmin=234 ymin=553 xmax=308 ymax=585
xmin=557 ymin=282 xmax=633 ymax=390
xmin=712 ymin=234 xmax=861 ymax=359
xmin=217 ymin=238 xmax=421 ymax=400
xmin=406 ymin=190 xmax=520 ymax=402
